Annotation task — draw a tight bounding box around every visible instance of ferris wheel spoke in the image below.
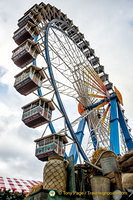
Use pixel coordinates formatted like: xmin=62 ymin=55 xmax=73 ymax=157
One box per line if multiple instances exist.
xmin=49 ymin=27 xmax=91 ymax=95
xmin=62 ymin=32 xmax=87 ymax=71
xmin=48 ymin=42 xmax=83 ymax=96
xmin=48 ymin=44 xmax=75 ymax=80
xmin=63 ymin=31 xmax=87 ymax=66
xmin=52 ymin=27 xmax=84 ymax=67
xmin=88 ymin=116 xmax=109 ymax=147
xmin=48 ymin=27 xmax=105 ymax=106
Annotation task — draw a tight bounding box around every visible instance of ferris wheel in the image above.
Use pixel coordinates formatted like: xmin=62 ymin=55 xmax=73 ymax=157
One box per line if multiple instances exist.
xmin=12 ymin=2 xmax=133 ymax=164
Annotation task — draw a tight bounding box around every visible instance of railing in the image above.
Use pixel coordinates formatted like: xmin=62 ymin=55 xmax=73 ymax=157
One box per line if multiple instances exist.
xmin=14 ymin=24 xmax=37 ymax=41
xmin=14 ymin=72 xmax=31 ymax=85
xmin=12 ymin=44 xmax=29 ymax=57
xmin=14 ymin=26 xmax=27 ymax=38
xmin=22 ymin=106 xmax=43 ymax=120
xmin=18 ymin=13 xmax=33 ymax=27
xmin=36 ymin=142 xmax=65 ymax=157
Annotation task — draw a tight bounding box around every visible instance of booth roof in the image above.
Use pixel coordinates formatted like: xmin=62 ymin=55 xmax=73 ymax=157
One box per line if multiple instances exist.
xmin=0 ymin=176 xmax=42 ymax=194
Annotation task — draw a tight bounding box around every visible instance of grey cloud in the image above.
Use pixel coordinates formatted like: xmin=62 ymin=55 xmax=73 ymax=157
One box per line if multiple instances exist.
xmin=0 ymin=121 xmax=43 ymax=180
xmin=0 ymin=83 xmax=8 ymax=95
xmin=0 ymin=149 xmax=44 ymax=180
xmin=0 ymin=66 xmax=7 ymax=78
xmin=16 ymin=124 xmax=41 ymax=142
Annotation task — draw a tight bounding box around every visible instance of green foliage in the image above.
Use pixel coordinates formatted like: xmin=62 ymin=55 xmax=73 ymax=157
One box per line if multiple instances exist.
xmin=0 ymin=189 xmax=26 ymax=200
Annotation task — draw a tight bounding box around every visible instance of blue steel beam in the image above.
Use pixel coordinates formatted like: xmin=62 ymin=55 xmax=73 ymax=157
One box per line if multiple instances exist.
xmin=87 ymin=98 xmax=109 ymax=110
xmin=69 ymin=118 xmax=86 ymax=164
xmin=87 ymin=93 xmax=117 ymax=111
xmin=37 ymin=88 xmax=42 ymax=97
xmin=110 ymin=97 xmax=120 ymax=154
xmin=49 ymin=122 xmax=56 ymax=134
xmin=33 ymin=36 xmax=38 ymax=66
xmin=86 ymin=119 xmax=97 ymax=150
xmin=118 ymin=103 xmax=133 ymax=151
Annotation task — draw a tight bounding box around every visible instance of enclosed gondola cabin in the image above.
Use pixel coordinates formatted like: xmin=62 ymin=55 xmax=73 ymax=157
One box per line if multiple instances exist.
xmin=22 ymin=98 xmax=55 ymax=128
xmin=12 ymin=39 xmax=41 ymax=68
xmin=24 ymin=4 xmax=41 ymax=16
xmin=17 ymin=9 xmax=41 ymax=28
xmin=34 ymin=133 xmax=68 ymax=161
xmin=14 ymin=65 xmax=45 ymax=96
xmin=13 ymin=21 xmax=39 ymax=45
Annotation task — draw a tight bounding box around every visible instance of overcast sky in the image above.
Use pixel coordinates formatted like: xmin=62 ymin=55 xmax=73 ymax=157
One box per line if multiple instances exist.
xmin=0 ymin=0 xmax=133 ymax=181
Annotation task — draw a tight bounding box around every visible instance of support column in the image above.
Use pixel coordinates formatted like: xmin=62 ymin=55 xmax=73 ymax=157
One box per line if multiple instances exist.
xmin=110 ymin=97 xmax=120 ymax=154
xmin=86 ymin=119 xmax=97 ymax=150
xmin=69 ymin=118 xmax=86 ymax=164
xmin=118 ymin=103 xmax=133 ymax=151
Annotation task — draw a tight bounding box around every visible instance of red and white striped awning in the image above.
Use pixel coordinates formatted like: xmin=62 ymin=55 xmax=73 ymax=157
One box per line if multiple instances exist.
xmin=0 ymin=176 xmax=42 ymax=194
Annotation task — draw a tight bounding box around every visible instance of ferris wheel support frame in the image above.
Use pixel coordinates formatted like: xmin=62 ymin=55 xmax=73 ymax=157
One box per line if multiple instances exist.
xmin=36 ymin=18 xmax=133 ymax=162
xmin=69 ymin=117 xmax=98 ymax=164
xmin=69 ymin=118 xmax=86 ymax=164
xmin=43 ymin=19 xmax=133 ymax=161
xmin=110 ymin=95 xmax=133 ymax=153
xmin=86 ymin=94 xmax=133 ymax=155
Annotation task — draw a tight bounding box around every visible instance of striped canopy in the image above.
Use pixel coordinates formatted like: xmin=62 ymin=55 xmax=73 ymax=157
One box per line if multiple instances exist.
xmin=0 ymin=176 xmax=42 ymax=194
